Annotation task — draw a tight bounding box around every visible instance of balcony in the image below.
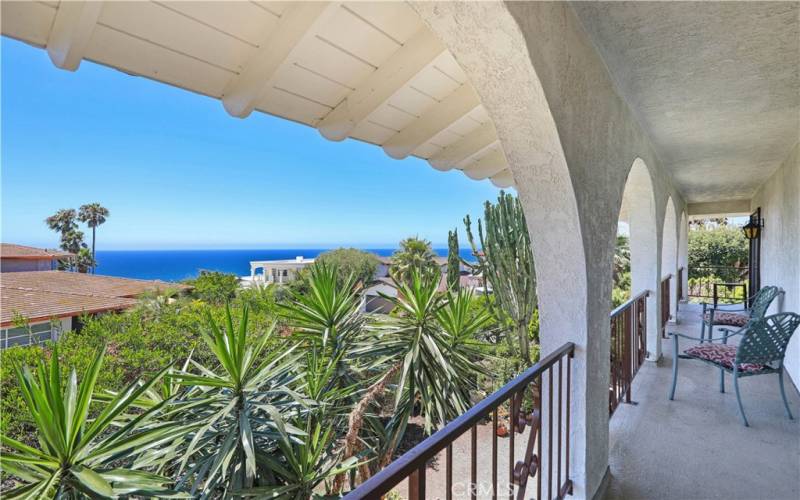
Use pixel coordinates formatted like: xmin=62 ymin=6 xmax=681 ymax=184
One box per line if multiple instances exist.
xmin=607 ymin=302 xmax=800 ymax=499
xmin=3 ymin=1 xmax=797 ymax=498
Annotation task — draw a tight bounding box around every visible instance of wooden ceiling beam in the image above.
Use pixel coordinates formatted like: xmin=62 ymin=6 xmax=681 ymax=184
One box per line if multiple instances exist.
xmin=462 ymin=149 xmax=508 ymax=180
xmin=46 ymin=1 xmax=103 ymax=71
xmin=222 ymin=2 xmax=340 ymax=118
xmin=490 ymin=169 xmax=515 ymax=188
xmin=382 ymin=83 xmax=480 ymax=160
xmin=428 ymin=121 xmax=498 ymax=171
xmin=318 ymin=27 xmax=445 ymax=141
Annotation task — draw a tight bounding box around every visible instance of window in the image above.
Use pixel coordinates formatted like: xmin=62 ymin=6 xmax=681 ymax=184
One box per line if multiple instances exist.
xmin=1 ymin=322 xmax=53 ymax=349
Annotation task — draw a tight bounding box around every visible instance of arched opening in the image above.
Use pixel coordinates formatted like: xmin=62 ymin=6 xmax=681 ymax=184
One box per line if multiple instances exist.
xmin=678 ymin=210 xmax=689 ymax=302
xmin=618 ymin=158 xmax=660 ymax=359
xmin=662 ymin=196 xmax=678 ymax=321
xmin=414 ymin=3 xmax=594 ymax=497
xmin=4 ymin=1 xmax=599 ymax=497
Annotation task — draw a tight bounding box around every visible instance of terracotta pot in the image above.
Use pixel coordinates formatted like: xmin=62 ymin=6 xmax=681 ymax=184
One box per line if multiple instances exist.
xmin=496 ymin=423 xmax=509 ymax=437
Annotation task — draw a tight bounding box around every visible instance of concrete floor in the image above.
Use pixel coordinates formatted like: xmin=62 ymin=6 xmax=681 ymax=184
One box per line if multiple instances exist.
xmin=389 ymin=421 xmax=533 ymax=499
xmin=607 ymin=303 xmax=800 ymax=500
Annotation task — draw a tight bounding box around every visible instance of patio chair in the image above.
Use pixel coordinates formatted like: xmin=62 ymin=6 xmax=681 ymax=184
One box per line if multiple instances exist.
xmin=699 ymin=285 xmax=781 ymax=342
xmin=669 ymin=312 xmax=800 ymax=426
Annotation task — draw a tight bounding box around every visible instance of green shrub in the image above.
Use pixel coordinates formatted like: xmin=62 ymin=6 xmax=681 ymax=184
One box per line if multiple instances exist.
xmin=0 ymin=344 xmax=47 ymax=441
xmin=688 ymin=225 xmax=748 ymax=279
xmin=0 ymin=296 xmax=278 ymax=444
xmin=290 ymin=248 xmax=381 ymax=295
xmin=184 ymin=270 xmax=240 ymax=304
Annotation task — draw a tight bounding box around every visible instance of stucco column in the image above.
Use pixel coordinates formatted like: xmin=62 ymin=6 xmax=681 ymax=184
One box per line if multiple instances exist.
xmin=631 ymin=213 xmax=662 ymax=360
xmin=410 ymin=4 xmax=607 ymax=498
xmin=623 ymin=160 xmax=662 ymax=361
xmin=662 ymin=198 xmax=679 ymax=323
xmin=679 ymin=213 xmax=689 ymax=301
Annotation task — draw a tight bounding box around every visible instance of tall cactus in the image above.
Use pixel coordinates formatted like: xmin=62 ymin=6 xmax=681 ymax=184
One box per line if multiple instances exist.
xmin=464 ymin=191 xmax=537 ymax=363
xmin=447 ymin=228 xmax=460 ymax=291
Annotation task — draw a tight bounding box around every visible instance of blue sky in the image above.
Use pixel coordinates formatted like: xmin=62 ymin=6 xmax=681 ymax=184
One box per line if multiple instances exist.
xmin=1 ymin=38 xmax=502 ymax=250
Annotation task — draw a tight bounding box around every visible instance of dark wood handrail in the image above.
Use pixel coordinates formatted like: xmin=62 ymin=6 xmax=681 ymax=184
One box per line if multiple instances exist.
xmin=610 ymin=290 xmax=650 ymax=318
xmin=344 ymin=341 xmax=576 ymax=499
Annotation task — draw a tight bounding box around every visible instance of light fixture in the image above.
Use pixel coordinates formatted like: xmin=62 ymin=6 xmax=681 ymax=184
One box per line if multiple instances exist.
xmin=742 ymin=218 xmax=762 ymax=240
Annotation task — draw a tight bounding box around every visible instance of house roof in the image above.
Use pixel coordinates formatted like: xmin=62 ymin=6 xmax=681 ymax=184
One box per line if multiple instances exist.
xmin=1 ymin=287 xmax=137 ymax=327
xmin=377 ymin=255 xmax=449 ymax=266
xmin=1 ymin=271 xmax=188 ymax=298
xmin=1 ymin=243 xmax=74 ymax=260
xmin=0 ymin=271 xmax=190 ymax=327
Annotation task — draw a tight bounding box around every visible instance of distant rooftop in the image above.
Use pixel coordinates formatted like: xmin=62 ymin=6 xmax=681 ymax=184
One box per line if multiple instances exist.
xmin=0 ymin=271 xmax=189 ymax=326
xmin=250 ymin=256 xmax=315 ymax=266
xmin=1 ymin=243 xmax=74 ymax=260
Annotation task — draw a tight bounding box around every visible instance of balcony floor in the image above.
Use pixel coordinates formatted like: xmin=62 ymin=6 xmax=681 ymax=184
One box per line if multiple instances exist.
xmin=607 ymin=303 xmax=800 ymax=500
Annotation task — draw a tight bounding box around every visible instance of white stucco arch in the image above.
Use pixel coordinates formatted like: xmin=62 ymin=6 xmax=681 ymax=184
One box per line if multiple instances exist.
xmin=661 ymin=196 xmax=678 ymax=319
xmin=621 ymin=158 xmax=661 ymax=360
xmin=415 ymin=3 xmax=688 ymax=497
xmin=411 ymin=4 xmax=593 ymax=498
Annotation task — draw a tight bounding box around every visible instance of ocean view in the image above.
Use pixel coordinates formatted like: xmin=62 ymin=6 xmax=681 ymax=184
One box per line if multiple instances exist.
xmin=94 ymin=248 xmax=477 ymax=282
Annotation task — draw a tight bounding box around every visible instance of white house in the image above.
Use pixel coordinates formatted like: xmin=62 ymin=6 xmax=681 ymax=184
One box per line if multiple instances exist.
xmin=246 ymin=256 xmax=315 ymax=286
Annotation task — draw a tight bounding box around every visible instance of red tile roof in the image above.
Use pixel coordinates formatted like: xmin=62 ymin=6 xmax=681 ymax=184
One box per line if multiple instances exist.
xmin=0 ymin=271 xmax=189 ymax=327
xmin=1 ymin=243 xmax=74 ymax=260
xmin=1 ymin=287 xmax=137 ymax=326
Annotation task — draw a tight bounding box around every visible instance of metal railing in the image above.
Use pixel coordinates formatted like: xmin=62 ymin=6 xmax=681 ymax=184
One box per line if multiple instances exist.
xmin=609 ymin=290 xmax=648 ymax=416
xmin=660 ymin=275 xmax=671 ymax=338
xmin=712 ymin=282 xmax=748 ymax=307
xmin=345 ymin=342 xmax=576 ymax=500
xmin=687 ymin=265 xmax=748 ymax=303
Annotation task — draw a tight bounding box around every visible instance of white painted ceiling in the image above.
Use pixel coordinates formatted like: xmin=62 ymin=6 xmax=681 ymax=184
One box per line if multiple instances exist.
xmin=573 ymin=1 xmax=800 ymax=203
xmin=1 ymin=1 xmax=514 ymax=187
xmin=5 ymin=2 xmax=798 ymax=202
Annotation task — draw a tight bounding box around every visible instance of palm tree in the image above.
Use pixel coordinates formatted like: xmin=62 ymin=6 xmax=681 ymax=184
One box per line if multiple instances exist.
xmin=78 ymin=203 xmax=109 ymax=273
xmin=614 ymin=234 xmax=631 ymax=283
xmin=44 ymin=208 xmax=77 ymax=234
xmin=390 ymin=236 xmax=440 ymax=284
xmin=75 ymin=247 xmax=97 ymax=274
xmin=45 ymin=209 xmax=82 ymax=270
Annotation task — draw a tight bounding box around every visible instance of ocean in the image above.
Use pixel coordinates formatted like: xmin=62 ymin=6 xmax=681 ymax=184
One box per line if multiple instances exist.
xmin=94 ymin=248 xmax=476 ymax=282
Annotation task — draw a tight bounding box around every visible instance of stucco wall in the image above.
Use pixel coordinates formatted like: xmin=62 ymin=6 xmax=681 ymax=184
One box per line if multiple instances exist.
xmin=751 ymin=142 xmax=800 ymax=386
xmin=0 ymin=259 xmax=54 ymax=272
xmin=413 ymin=3 xmax=686 ymax=498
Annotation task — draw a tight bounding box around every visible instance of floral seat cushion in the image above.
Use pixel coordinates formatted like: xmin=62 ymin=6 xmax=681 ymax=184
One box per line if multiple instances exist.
xmin=703 ymin=311 xmax=748 ymax=327
xmin=683 ymin=343 xmax=764 ymax=373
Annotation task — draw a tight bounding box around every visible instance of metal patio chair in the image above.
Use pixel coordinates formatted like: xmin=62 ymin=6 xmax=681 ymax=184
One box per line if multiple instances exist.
xmin=700 ymin=285 xmax=782 ymax=342
xmin=669 ymin=312 xmax=800 ymax=426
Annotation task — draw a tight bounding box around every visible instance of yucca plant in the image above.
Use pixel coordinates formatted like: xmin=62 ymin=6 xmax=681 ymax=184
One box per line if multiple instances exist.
xmin=0 ymin=346 xmax=190 ymax=498
xmin=369 ymin=271 xmax=489 ymax=465
xmin=436 ymin=287 xmax=493 ymax=400
xmin=239 ymin=353 xmax=360 ymax=499
xmin=240 ymin=418 xmax=358 ymax=499
xmin=167 ymin=304 xmax=303 ymax=496
xmin=281 ymin=262 xmax=365 ymax=362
